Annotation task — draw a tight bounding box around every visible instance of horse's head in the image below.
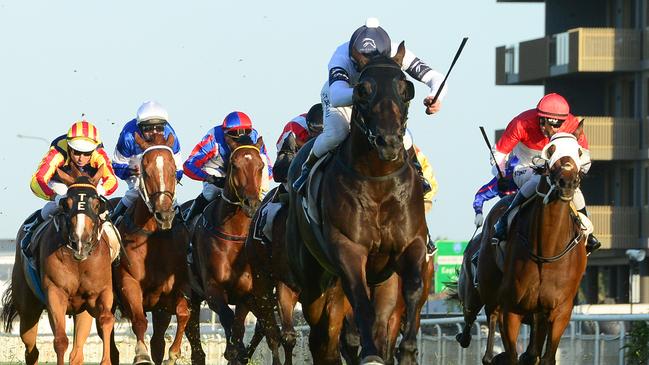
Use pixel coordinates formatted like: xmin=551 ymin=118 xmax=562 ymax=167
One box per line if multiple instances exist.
xmin=55 ymin=165 xmax=106 ymax=261
xmin=134 ymin=132 xmax=177 ymax=229
xmin=541 ymin=132 xmax=583 ymax=202
xmin=351 ymin=41 xmax=415 ymax=161
xmin=223 ymin=134 xmax=265 ymax=217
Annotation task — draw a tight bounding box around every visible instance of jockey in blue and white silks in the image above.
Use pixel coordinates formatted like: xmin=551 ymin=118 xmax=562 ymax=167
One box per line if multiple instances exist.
xmin=110 ymin=101 xmax=184 ymax=220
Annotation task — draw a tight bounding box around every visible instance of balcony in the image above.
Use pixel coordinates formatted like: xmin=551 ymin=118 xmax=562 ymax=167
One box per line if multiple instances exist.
xmin=579 ymin=117 xmax=642 ymax=160
xmin=496 ymin=28 xmax=641 ymax=85
xmin=590 ymin=206 xmax=640 ymax=249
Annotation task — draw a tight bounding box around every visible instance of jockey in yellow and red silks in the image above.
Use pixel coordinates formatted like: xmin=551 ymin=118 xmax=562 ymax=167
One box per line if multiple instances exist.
xmin=25 ymin=120 xmax=119 ymax=252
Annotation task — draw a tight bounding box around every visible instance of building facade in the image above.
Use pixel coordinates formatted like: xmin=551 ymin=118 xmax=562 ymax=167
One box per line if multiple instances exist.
xmin=496 ymin=0 xmax=649 ymax=304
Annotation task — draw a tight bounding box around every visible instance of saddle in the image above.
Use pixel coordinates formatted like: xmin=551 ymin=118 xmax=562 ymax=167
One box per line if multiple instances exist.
xmin=252 ymin=186 xmax=284 ymax=244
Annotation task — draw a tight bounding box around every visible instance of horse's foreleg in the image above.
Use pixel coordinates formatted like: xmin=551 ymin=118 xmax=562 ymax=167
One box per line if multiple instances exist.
xmin=206 ymin=287 xmax=236 ymax=360
xmin=482 ymin=308 xmax=499 ymax=365
xmin=371 ymin=274 xmax=399 ymax=364
xmin=151 ymin=309 xmax=171 ymax=365
xmin=229 ymin=300 xmax=252 ymax=364
xmin=540 ymin=306 xmax=571 ymax=365
xmin=45 ymin=287 xmax=70 ymax=365
xmin=340 ymin=311 xmax=361 ymax=365
xmin=118 ymin=275 xmax=152 ymax=364
xmin=277 ymin=282 xmax=300 ymax=365
xmin=164 ymin=296 xmax=190 ymax=365
xmin=305 ymin=282 xmax=346 ymax=365
xmin=520 ymin=313 xmax=546 ymax=365
xmin=96 ymin=290 xmax=116 ymax=365
xmin=501 ymin=310 xmax=523 ymax=365
xmin=395 ymin=240 xmax=425 ymax=365
xmin=183 ymin=297 xmax=206 ymax=365
xmin=70 ymin=311 xmax=93 ymax=365
xmin=335 ymin=249 xmax=380 ymax=362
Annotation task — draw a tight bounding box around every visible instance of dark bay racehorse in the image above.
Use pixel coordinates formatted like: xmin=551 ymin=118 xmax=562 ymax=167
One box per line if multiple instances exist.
xmin=183 ymin=135 xmax=264 ymax=365
xmin=1 ymin=167 xmax=115 ymax=365
xmin=112 ymin=133 xmax=191 ymax=365
xmin=286 ymin=42 xmax=426 ymax=365
xmin=241 ymin=183 xmax=303 ymax=365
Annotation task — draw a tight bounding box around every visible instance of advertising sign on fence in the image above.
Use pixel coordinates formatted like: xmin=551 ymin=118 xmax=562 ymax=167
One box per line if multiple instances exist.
xmin=434 ymin=240 xmax=468 ymax=293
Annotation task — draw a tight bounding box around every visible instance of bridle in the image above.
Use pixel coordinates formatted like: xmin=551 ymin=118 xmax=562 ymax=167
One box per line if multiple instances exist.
xmin=220 ymin=144 xmax=262 ymax=214
xmin=352 ymin=62 xmax=409 ymax=150
xmin=138 ymin=145 xmax=176 ymax=213
xmin=57 ymin=182 xmax=103 ymax=260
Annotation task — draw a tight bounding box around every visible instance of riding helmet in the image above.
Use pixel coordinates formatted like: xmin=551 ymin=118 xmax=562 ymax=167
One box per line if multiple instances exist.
xmin=67 ymin=120 xmax=100 ymax=152
xmin=136 ymin=101 xmax=169 ymax=126
xmin=348 ymin=17 xmax=391 ymax=58
xmin=537 ymin=93 xmax=569 ymax=120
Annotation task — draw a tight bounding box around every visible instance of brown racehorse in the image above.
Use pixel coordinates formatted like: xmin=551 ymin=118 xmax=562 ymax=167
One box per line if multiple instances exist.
xmin=183 ymin=135 xmax=264 ymax=365
xmin=1 ymin=167 xmax=115 ymax=365
xmin=286 ymin=42 xmax=426 ymax=365
xmin=474 ymin=132 xmax=587 ymax=365
xmin=240 ymin=184 xmax=303 ymax=365
xmin=112 ymin=132 xmax=191 ymax=365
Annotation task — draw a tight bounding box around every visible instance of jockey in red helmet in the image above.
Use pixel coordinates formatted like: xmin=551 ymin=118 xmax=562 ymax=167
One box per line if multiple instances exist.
xmin=182 ymin=111 xmax=273 ymax=222
xmin=490 ymin=93 xmax=600 ymax=254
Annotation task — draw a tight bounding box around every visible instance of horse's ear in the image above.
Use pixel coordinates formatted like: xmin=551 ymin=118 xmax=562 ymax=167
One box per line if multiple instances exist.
xmin=255 ymin=136 xmax=264 ymax=150
xmin=134 ymin=132 xmax=149 ymax=150
xmin=573 ymin=119 xmax=585 ymax=140
xmin=547 ymin=144 xmax=557 ymax=159
xmin=56 ymin=168 xmax=75 ymax=186
xmin=392 ymin=41 xmax=406 ymax=67
xmin=225 ymin=134 xmax=238 ymax=151
xmin=165 ymin=133 xmax=175 ymax=148
xmin=351 ymin=46 xmax=369 ymax=70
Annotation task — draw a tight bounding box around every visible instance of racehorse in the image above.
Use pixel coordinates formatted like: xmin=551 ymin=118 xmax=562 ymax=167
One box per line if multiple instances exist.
xmin=465 ymin=131 xmax=587 ymax=365
xmin=112 ymin=132 xmax=191 ymax=365
xmin=286 ymin=42 xmax=427 ymax=365
xmin=183 ymin=135 xmax=265 ymax=365
xmin=1 ymin=166 xmax=115 ymax=365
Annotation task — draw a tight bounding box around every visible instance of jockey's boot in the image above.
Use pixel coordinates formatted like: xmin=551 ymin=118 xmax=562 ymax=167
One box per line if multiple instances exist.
xmin=426 ymin=234 xmax=437 ymax=255
xmin=411 ymin=152 xmax=432 ymax=195
xmin=491 ymin=192 xmax=527 ymax=244
xmin=578 ymin=207 xmax=601 ymax=255
xmin=110 ymin=201 xmax=127 ymax=223
xmin=21 ymin=210 xmax=45 ymax=253
xmin=292 ymin=152 xmax=319 ymax=193
xmin=184 ymin=193 xmax=209 ymax=223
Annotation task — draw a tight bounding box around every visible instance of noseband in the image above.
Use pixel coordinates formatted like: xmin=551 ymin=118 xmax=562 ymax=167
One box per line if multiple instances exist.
xmin=138 ymin=145 xmax=176 ymax=213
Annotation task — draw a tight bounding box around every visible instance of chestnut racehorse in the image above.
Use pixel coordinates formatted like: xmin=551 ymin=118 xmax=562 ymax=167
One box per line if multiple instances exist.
xmin=183 ymin=135 xmax=265 ymax=365
xmin=112 ymin=132 xmax=191 ymax=365
xmin=1 ymin=167 xmax=114 ymax=365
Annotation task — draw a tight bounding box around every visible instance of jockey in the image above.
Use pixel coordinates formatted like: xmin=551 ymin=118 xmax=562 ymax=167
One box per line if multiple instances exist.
xmin=273 ymin=103 xmax=323 ymax=184
xmin=292 ymin=17 xmax=447 ymax=193
xmin=182 ymin=111 xmax=273 ymax=222
xmin=110 ymin=101 xmax=184 ymax=221
xmin=490 ymin=93 xmax=600 ymax=254
xmin=472 ymin=156 xmax=519 ymax=228
xmin=25 ymin=120 xmax=119 ymax=254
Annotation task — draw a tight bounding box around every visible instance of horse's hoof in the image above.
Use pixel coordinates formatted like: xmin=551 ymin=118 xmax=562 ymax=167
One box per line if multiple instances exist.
xmin=361 ymin=355 xmax=385 ymax=365
xmin=455 ymin=332 xmax=472 ymax=348
xmin=519 ymin=352 xmax=539 ymax=365
xmin=134 ymin=354 xmax=154 ymax=365
xmin=492 ymin=353 xmax=508 ymax=365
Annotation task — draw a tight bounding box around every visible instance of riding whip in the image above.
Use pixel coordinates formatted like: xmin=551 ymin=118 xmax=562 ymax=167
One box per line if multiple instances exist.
xmin=479 ymin=126 xmax=504 ymax=178
xmin=428 ymin=37 xmax=469 ymax=106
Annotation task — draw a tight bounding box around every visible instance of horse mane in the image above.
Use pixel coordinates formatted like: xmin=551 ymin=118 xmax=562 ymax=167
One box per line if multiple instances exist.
xmin=232 ymin=134 xmax=255 ymax=146
xmin=149 ymin=133 xmax=168 ymax=146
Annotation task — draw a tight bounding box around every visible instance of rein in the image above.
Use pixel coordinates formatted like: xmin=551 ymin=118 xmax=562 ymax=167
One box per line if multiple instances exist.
xmin=523 ymin=163 xmax=584 ymax=263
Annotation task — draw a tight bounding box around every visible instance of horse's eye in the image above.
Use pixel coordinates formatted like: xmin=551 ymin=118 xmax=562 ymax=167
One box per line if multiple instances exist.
xmin=398 ymin=80 xmax=415 ymax=102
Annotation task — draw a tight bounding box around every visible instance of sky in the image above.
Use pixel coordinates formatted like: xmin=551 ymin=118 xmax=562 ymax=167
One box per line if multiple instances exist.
xmin=0 ymin=0 xmax=545 ymax=241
